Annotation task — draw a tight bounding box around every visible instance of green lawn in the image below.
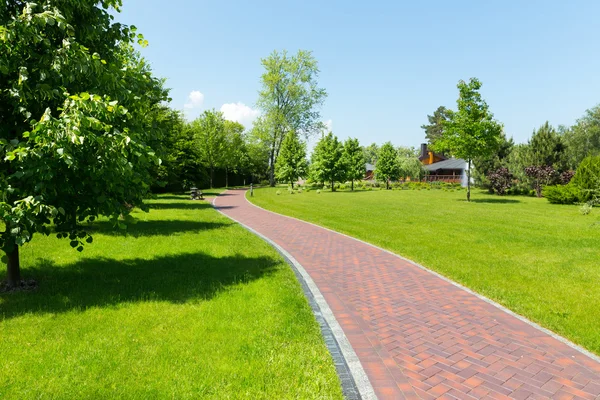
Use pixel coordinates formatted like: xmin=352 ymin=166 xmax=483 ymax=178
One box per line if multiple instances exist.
xmin=249 ymin=187 xmax=600 ymax=355
xmin=0 ymin=194 xmax=343 ymax=399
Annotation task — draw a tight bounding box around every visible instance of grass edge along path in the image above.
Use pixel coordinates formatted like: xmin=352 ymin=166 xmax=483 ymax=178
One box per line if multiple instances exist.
xmin=0 ymin=193 xmax=344 ymax=399
xmin=247 ymin=187 xmax=600 ymax=356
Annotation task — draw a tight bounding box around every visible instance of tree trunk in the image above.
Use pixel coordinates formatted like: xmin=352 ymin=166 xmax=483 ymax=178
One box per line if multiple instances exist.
xmin=6 ymin=246 xmax=20 ymax=288
xmin=225 ymin=167 xmax=229 ymax=188
xmin=291 ymin=181 xmax=294 ymax=189
xmin=351 ymin=180 xmax=354 ymax=191
xmin=386 ymin=179 xmax=389 ymax=190
xmin=210 ymin=165 xmax=214 ymax=189
xmin=269 ymin=153 xmax=275 ymax=187
xmin=331 ymin=179 xmax=335 ymax=192
xmin=467 ymin=159 xmax=472 ymax=202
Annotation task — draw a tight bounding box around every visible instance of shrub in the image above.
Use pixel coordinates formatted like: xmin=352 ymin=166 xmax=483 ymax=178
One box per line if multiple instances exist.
xmin=580 ymin=203 xmax=593 ymax=215
xmin=572 ymin=156 xmax=600 ymax=201
xmin=316 ymin=189 xmax=321 ymax=194
xmin=487 ymin=167 xmax=512 ymax=196
xmin=276 ymin=190 xmax=282 ymax=195
xmin=543 ymin=184 xmax=582 ymax=204
xmin=559 ymin=170 xmax=575 ymax=185
xmin=339 ymin=184 xmax=346 ymax=190
xmin=259 ymin=180 xmax=270 ymax=186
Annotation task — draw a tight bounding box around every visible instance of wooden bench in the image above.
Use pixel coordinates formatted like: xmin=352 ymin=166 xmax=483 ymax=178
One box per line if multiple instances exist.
xmin=190 ymin=187 xmax=204 ymax=200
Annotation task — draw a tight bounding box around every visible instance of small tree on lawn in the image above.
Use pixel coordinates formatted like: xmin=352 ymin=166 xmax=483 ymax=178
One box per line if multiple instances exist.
xmin=375 ymin=142 xmax=399 ymax=189
xmin=311 ymin=132 xmax=346 ymax=191
xmin=342 ymin=138 xmax=365 ymax=191
xmin=275 ymin=132 xmax=308 ymax=189
xmin=433 ymin=78 xmax=503 ymax=202
xmin=525 ymin=166 xmax=556 ymax=197
xmin=222 ymin=120 xmax=246 ymax=188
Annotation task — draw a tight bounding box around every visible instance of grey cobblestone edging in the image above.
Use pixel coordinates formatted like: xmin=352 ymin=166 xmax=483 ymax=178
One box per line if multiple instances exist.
xmin=212 ymin=196 xmax=377 ymax=400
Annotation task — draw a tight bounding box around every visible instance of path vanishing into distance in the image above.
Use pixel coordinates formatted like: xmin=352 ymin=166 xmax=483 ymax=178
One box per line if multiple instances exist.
xmin=214 ymin=189 xmax=600 ymax=400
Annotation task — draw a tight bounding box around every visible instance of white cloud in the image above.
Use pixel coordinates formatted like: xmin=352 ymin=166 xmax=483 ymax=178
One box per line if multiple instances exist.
xmin=324 ymin=119 xmax=333 ymax=132
xmin=184 ymin=90 xmax=205 ymax=110
xmin=220 ymin=102 xmax=260 ymax=127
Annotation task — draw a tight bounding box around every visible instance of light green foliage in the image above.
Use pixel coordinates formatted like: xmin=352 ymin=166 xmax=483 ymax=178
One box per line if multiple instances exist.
xmin=275 ymin=132 xmax=308 ymax=188
xmin=375 ymin=142 xmax=399 ymax=189
xmin=362 ymin=143 xmax=379 ymax=164
xmin=190 ymin=110 xmax=226 ymax=188
xmin=433 ymin=78 xmax=503 ymax=201
xmin=310 ymin=133 xmax=346 ymax=191
xmin=472 ymin=133 xmax=514 ymax=187
xmin=0 ymin=195 xmax=343 ymax=398
xmin=563 ymin=105 xmax=600 ymax=168
xmin=572 ymin=155 xmax=600 ymax=202
xmin=222 ymin=120 xmax=246 ymax=187
xmin=0 ymin=0 xmax=168 ymax=285
xmin=342 ymin=138 xmax=365 ymax=190
xmin=250 ymin=188 xmax=600 ymax=356
xmin=256 ymin=50 xmax=327 ymax=186
xmin=421 ymin=106 xmax=453 ymax=151
xmin=398 ymin=156 xmax=427 ymax=181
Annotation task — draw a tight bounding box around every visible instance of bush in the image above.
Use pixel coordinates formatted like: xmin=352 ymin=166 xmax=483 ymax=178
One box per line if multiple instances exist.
xmin=580 ymin=203 xmax=593 ymax=215
xmin=259 ymin=180 xmax=270 ymax=186
xmin=559 ymin=170 xmax=575 ymax=185
xmin=525 ymin=166 xmax=556 ymax=197
xmin=572 ymin=156 xmax=600 ymax=201
xmin=543 ymin=184 xmax=582 ymax=204
xmin=316 ymin=189 xmax=321 ymax=194
xmin=276 ymin=190 xmax=282 ymax=195
xmin=487 ymin=168 xmax=512 ymax=195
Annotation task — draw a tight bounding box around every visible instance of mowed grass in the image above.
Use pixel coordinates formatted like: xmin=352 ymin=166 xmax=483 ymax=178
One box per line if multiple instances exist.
xmin=249 ymin=187 xmax=600 ymax=355
xmin=0 ymin=194 xmax=343 ymax=399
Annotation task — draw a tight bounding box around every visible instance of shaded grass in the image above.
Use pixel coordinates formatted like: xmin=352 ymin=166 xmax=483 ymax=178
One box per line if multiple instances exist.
xmin=249 ymin=187 xmax=600 ymax=355
xmin=0 ymin=194 xmax=342 ymax=399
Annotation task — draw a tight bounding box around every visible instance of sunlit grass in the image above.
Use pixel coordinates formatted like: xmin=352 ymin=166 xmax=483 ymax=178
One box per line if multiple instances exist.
xmin=249 ymin=187 xmax=600 ymax=355
xmin=0 ymin=194 xmax=343 ymax=399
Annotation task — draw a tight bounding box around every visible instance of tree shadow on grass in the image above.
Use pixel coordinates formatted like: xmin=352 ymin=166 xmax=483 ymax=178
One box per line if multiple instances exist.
xmin=89 ymin=219 xmax=230 ymax=238
xmin=468 ymin=198 xmax=522 ymax=204
xmin=147 ymin=202 xmax=213 ymax=211
xmin=0 ymin=252 xmax=280 ymax=320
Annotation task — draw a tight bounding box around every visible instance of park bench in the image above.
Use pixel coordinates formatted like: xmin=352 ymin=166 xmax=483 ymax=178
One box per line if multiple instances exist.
xmin=190 ymin=187 xmax=204 ymax=200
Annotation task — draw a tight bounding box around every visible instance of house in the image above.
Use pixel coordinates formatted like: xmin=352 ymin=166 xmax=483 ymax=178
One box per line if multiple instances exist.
xmin=419 ymin=143 xmax=469 ymax=186
xmin=365 ymin=163 xmax=375 ymax=180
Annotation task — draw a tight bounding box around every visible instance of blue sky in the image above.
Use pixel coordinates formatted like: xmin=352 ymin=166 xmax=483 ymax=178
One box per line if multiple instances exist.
xmin=117 ymin=0 xmax=600 ymax=148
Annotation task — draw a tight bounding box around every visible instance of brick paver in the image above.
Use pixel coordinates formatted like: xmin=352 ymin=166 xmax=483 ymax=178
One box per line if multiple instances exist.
xmin=214 ymin=189 xmax=600 ymax=400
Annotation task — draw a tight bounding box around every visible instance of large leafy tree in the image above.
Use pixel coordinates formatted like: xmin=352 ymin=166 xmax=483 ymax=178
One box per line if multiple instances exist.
xmin=311 ymin=133 xmax=345 ymax=191
xmin=526 ymin=122 xmax=566 ymax=169
xmin=375 ymin=142 xmax=399 ymax=189
xmin=342 ymin=138 xmax=365 ymax=191
xmin=398 ymin=156 xmax=427 ymax=182
xmin=222 ymin=120 xmax=246 ymax=188
xmin=275 ymin=132 xmax=307 ymax=189
xmin=421 ymin=106 xmax=453 ymax=151
xmin=1 ymin=1 xmax=167 ymax=288
xmin=562 ymin=106 xmax=600 ymax=169
xmin=362 ymin=143 xmax=379 ymax=164
xmin=432 ymin=78 xmax=503 ymax=201
xmin=192 ymin=110 xmax=226 ymax=189
xmin=256 ymin=50 xmax=327 ymax=186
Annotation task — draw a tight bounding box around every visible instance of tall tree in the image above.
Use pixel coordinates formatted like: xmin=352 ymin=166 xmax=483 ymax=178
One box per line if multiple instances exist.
xmin=192 ymin=110 xmax=226 ymax=189
xmin=526 ymin=122 xmax=566 ymax=169
xmin=398 ymin=156 xmax=427 ymax=181
xmin=311 ymin=133 xmax=346 ymax=191
xmin=256 ymin=50 xmax=327 ymax=186
xmin=421 ymin=106 xmax=453 ymax=151
xmin=222 ymin=120 xmax=246 ymax=188
xmin=362 ymin=143 xmax=379 ymax=164
xmin=342 ymin=138 xmax=365 ymax=191
xmin=275 ymin=132 xmax=308 ymax=189
xmin=375 ymin=142 xmax=399 ymax=189
xmin=1 ymin=0 xmax=168 ymax=288
xmin=562 ymin=106 xmax=600 ymax=169
xmin=432 ymin=78 xmax=503 ymax=201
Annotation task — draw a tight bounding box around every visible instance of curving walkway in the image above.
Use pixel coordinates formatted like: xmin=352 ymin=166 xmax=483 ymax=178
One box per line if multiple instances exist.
xmin=214 ymin=189 xmax=600 ymax=400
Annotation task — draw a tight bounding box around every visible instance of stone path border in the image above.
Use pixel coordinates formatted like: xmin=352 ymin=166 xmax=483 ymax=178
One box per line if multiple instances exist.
xmin=212 ymin=197 xmax=376 ymax=399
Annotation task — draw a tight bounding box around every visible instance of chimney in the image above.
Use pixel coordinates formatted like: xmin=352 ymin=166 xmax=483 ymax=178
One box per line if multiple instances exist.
xmin=420 ymin=143 xmax=428 ymax=159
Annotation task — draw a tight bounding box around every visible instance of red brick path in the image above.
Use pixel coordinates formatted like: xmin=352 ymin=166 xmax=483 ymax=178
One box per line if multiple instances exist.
xmin=215 ymin=190 xmax=600 ymax=400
